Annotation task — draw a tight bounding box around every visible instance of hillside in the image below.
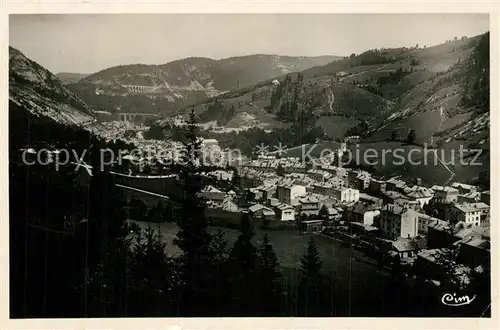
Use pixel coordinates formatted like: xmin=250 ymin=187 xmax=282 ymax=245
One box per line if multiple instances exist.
xmin=9 ymin=46 xmax=96 ymax=127
xmin=182 ymin=33 xmax=489 ymax=186
xmin=55 ymin=72 xmax=90 ymax=84
xmin=185 ymin=34 xmax=487 ymax=137
xmin=67 ymin=54 xmax=341 ymax=116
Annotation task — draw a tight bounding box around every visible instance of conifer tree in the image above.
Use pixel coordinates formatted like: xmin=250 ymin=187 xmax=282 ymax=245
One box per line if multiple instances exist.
xmin=298 ymin=235 xmax=323 ymax=316
xmin=174 ymin=108 xmax=215 ymax=315
xmin=227 ymin=213 xmax=258 ymax=315
xmin=210 ymin=229 xmax=231 ymax=314
xmin=257 ymin=233 xmax=283 ymax=315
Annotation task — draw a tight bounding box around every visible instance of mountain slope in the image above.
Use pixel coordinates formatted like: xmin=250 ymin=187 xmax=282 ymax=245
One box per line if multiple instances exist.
xmin=179 ymin=33 xmax=490 ymax=186
xmin=55 ymin=72 xmax=90 ymax=84
xmin=67 ymin=54 xmax=342 ymax=116
xmin=9 ymin=46 xmax=96 ymax=127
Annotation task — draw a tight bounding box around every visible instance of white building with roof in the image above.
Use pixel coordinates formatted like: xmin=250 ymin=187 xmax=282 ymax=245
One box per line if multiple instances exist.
xmin=332 ymin=187 xmax=360 ymax=204
xmin=276 ymin=182 xmax=307 ymax=206
xmin=449 ymin=202 xmax=490 ymax=227
xmin=379 ymin=204 xmax=419 ymax=240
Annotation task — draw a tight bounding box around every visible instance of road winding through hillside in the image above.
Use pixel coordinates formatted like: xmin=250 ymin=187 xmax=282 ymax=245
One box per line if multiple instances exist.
xmin=430 ymin=103 xmax=456 ymax=185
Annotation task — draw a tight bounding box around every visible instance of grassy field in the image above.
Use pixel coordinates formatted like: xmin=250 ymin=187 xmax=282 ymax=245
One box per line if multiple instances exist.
xmin=366 ymin=109 xmax=442 ymax=144
xmin=316 ymin=115 xmax=361 ymax=140
xmin=128 ymin=219 xmax=395 ymax=316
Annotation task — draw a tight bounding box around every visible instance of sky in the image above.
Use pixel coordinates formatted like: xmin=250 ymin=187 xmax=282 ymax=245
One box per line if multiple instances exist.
xmin=10 ymin=14 xmax=489 ymax=74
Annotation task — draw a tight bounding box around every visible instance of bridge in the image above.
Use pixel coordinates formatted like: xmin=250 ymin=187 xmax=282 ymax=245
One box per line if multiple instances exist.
xmin=118 ymin=112 xmax=160 ymax=122
xmin=122 ymin=84 xmax=159 ymax=93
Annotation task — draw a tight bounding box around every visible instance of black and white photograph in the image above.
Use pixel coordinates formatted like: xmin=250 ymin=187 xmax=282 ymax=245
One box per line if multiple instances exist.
xmin=7 ymin=12 xmax=494 ymax=320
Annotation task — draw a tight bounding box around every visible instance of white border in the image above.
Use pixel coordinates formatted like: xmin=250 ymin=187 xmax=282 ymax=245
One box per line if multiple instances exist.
xmin=1 ymin=1 xmax=499 ymax=330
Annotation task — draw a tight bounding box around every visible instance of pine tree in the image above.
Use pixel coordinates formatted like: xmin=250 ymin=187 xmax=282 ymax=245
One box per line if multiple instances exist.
xmin=174 ymin=108 xmax=215 ymax=316
xmin=227 ymin=213 xmax=258 ymax=315
xmin=210 ymin=229 xmax=230 ymax=314
xmin=318 ymin=205 xmax=329 ymax=223
xmin=298 ymin=235 xmax=324 ymax=316
xmin=257 ymin=233 xmax=283 ymax=316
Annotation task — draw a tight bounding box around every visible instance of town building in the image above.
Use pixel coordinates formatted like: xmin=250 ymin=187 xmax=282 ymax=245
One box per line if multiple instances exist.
xmin=359 ymin=193 xmax=383 ymax=208
xmin=307 ymin=169 xmax=332 ymax=182
xmin=273 ymin=203 xmax=296 ymax=222
xmin=297 ymin=194 xmax=326 ymax=217
xmin=379 ymin=204 xmax=419 ymax=240
xmin=431 ymin=185 xmax=459 ymax=203
xmin=199 ymin=185 xmax=226 ymax=207
xmin=451 ymin=182 xmax=477 ymax=194
xmin=416 ymin=213 xmax=447 ymax=235
xmin=276 ymin=182 xmax=307 ymax=205
xmin=392 ymin=237 xmax=426 ymax=259
xmin=457 ymin=191 xmax=482 ymax=203
xmin=346 ymin=202 xmax=381 ymax=226
xmin=300 ymin=220 xmax=323 ymax=233
xmin=480 ymin=191 xmax=490 ymax=205
xmin=394 ymin=198 xmax=420 ymax=211
xmin=382 ymin=190 xmax=408 ymax=205
xmin=368 ymin=179 xmax=386 ymax=195
xmin=404 ymin=186 xmax=434 ymax=208
xmin=248 ymin=204 xmax=276 ymax=221
xmin=448 ymin=202 xmax=490 ymax=227
xmin=386 ymin=177 xmax=408 ymax=193
xmin=311 ymin=182 xmax=335 ymax=197
xmin=332 ymin=187 xmax=360 ymax=204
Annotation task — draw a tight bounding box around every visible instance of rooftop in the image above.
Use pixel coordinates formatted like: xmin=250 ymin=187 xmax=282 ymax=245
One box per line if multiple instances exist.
xmin=453 ymin=202 xmax=490 ymax=213
xmin=451 ymin=182 xmax=476 ymax=191
xmin=431 ymin=185 xmax=459 ymax=193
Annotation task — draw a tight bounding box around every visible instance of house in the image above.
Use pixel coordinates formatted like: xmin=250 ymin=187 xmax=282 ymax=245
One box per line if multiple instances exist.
xmin=199 ymin=185 xmax=227 ymax=206
xmin=368 ymin=179 xmax=386 ymax=195
xmin=386 ymin=177 xmax=408 ymax=193
xmin=307 ymin=169 xmax=332 ymax=182
xmin=392 ymin=237 xmax=426 ymax=259
xmin=332 ymin=187 xmax=360 ymax=204
xmin=300 ymin=220 xmax=323 ymax=233
xmin=221 ymin=196 xmax=239 ymax=212
xmin=200 ymin=138 xmax=219 ymax=148
xmin=405 ymin=186 xmax=434 ymax=208
xmin=248 ymin=204 xmax=275 ymax=221
xmin=254 ymin=183 xmax=277 ymax=201
xmin=297 ymin=194 xmax=323 ymax=217
xmin=416 ymin=213 xmax=447 ymax=235
xmin=431 ymin=185 xmax=459 ymax=203
xmin=327 ymin=207 xmax=342 ymax=221
xmin=414 ymin=248 xmax=450 ymax=280
xmin=273 ymin=203 xmax=296 ymax=222
xmin=379 ymin=204 xmax=419 ymax=240
xmin=382 ymin=190 xmax=408 ymax=205
xmin=480 ymin=191 xmax=490 ymax=205
xmin=346 ymin=202 xmax=380 ymax=226
xmin=448 ymin=202 xmax=490 ymax=226
xmin=394 ymin=198 xmax=420 ymax=211
xmin=276 ymin=183 xmax=307 ymax=205
xmin=458 ymin=236 xmax=490 ymax=267
xmin=458 ymin=191 xmax=482 ymax=203
xmin=312 ymin=182 xmax=335 ymax=197
xmin=355 ymin=172 xmax=371 ymax=190
xmin=426 ymin=221 xmax=489 ymax=249
xmin=359 ymin=193 xmax=383 ymax=208
xmin=451 ymin=182 xmax=477 ymax=194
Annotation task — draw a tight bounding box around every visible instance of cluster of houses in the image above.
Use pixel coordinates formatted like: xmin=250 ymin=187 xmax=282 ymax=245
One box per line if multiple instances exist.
xmin=198 ymin=156 xmax=490 ymax=285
